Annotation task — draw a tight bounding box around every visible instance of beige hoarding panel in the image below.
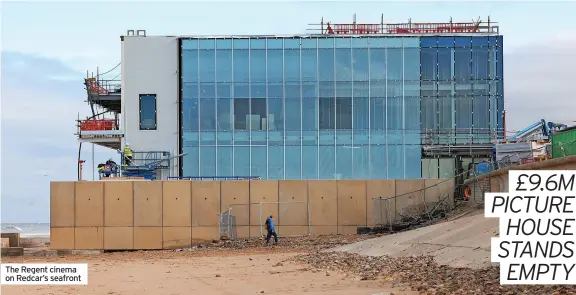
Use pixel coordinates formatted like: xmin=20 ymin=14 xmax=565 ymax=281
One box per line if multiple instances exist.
xmin=192 ymin=181 xmax=220 ymax=226
xmin=278 ymin=180 xmax=308 ymax=227
xmin=74 ymin=227 xmax=104 ymax=250
xmin=50 ymin=227 xmax=74 ymax=250
xmin=395 ymin=179 xmax=426 ymax=218
xmin=75 ymin=182 xmax=104 ymax=227
xmin=163 ymin=181 xmax=192 ymax=227
xmin=337 ymin=180 xmax=367 ymax=226
xmin=162 ymin=227 xmax=191 ymax=249
xmin=249 ymin=180 xmax=279 ymax=229
xmin=338 ymin=225 xmax=359 ymax=235
xmin=133 ymin=227 xmax=162 ymax=249
xmin=221 ymin=180 xmax=250 ymax=226
xmin=308 ymin=180 xmax=337 ymax=226
xmin=104 ymin=181 xmax=133 ymax=227
xmin=366 ymin=180 xmax=396 ymax=227
xmin=192 ymin=226 xmax=219 ymax=243
xmin=104 ymin=227 xmax=133 ymax=250
xmin=133 ymin=181 xmax=163 ymax=227
xmin=311 ymin=226 xmax=338 ymax=236
xmin=50 ymin=182 xmax=75 ymax=227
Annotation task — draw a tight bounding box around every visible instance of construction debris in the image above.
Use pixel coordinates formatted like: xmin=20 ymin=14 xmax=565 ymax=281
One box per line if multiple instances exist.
xmin=293 ymin=252 xmax=576 ymax=295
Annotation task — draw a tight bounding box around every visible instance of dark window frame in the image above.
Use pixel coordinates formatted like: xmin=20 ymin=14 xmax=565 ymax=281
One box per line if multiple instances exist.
xmin=139 ymin=94 xmax=157 ymax=130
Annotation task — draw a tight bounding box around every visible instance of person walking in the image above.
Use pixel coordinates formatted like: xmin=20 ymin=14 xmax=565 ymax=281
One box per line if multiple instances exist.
xmin=264 ymin=215 xmax=278 ymax=247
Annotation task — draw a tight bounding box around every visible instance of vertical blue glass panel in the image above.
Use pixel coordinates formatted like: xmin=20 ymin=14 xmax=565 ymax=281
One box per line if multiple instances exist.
xmin=285 ymin=95 xmax=301 ymax=131
xmin=234 ymin=147 xmax=250 ymax=176
xmin=318 ymin=48 xmax=334 ymax=81
xmin=302 ymin=98 xmax=318 ymax=130
xmin=420 ymin=37 xmax=437 ymax=47
xmin=471 ymin=48 xmax=489 ymax=80
xmin=438 ymin=95 xmax=453 ymax=130
xmin=217 ymin=132 xmax=232 ymax=145
xmin=386 ymin=48 xmax=403 ymax=80
xmin=336 ymin=146 xmax=352 ymax=179
xmin=352 ymin=146 xmax=369 ymax=179
xmin=301 ymin=47 xmax=317 ymax=82
xmin=489 ymin=95 xmax=498 ymax=130
xmin=473 ymin=96 xmax=490 ymax=131
xmin=217 ymin=98 xmax=232 ymax=131
xmin=268 ymin=97 xmax=283 ymax=131
xmin=200 ymin=84 xmax=216 ymax=131
xmin=199 ymin=146 xmax=216 ymax=176
xmin=497 ymin=95 xmax=504 ymax=132
xmin=182 ymin=146 xmax=199 ymax=176
xmin=421 ymin=96 xmax=437 ymax=130
xmin=182 ymin=97 xmax=199 ymax=131
xmin=387 ymin=96 xmax=403 ymax=130
xmin=403 ymin=37 xmax=419 ymax=48
xmin=233 ymin=39 xmax=249 ymax=49
xmin=216 ymin=39 xmax=232 ymax=50
xmin=370 ymin=97 xmax=386 ymax=130
xmin=217 ymin=147 xmax=233 ymax=176
xmin=421 ymin=48 xmax=437 ymax=80
xmin=268 ymin=146 xmax=284 ymax=180
xmin=369 ymin=47 xmax=386 ymax=80
xmin=352 ymin=48 xmax=368 ymax=81
xmin=251 ymin=39 xmax=265 ymax=50
xmin=370 ymin=145 xmax=387 ymax=179
xmin=496 ymin=47 xmax=503 ymax=79
xmin=437 ymin=48 xmax=452 ymax=81
xmin=285 ymin=48 xmax=301 ymax=82
xmin=454 ymin=48 xmax=471 ymax=82
xmin=404 ymin=145 xmax=422 ymax=178
xmin=455 ymin=96 xmax=472 ymax=129
xmin=285 ymin=146 xmax=301 ymax=180
xmin=216 ymin=50 xmax=232 ymax=82
xmin=183 ymin=132 xmax=199 ymax=146
xmin=251 ymin=146 xmax=267 ymax=179
xmin=497 ymin=36 xmax=503 ymax=47
xmin=405 ymin=96 xmax=420 ymax=131
xmin=404 ymin=48 xmax=420 ymax=81
xmin=267 ymin=48 xmax=283 ymax=83
xmin=182 ymin=50 xmax=198 ymax=82
xmin=353 ymin=97 xmax=369 ymax=130
xmin=302 ymin=145 xmax=318 ymax=179
xmin=319 ymin=145 xmax=335 ymax=179
xmin=233 ymin=50 xmax=249 ymax=83
xmin=199 ymin=50 xmax=215 ymax=83
xmin=335 ymin=46 xmax=351 ymax=81
xmin=250 ymin=49 xmax=266 ymax=83
xmin=387 ymin=145 xmax=404 ymax=178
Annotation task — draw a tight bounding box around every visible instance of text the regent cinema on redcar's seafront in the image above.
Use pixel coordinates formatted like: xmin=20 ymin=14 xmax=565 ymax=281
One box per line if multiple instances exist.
xmin=0 ymin=264 xmax=88 ymax=285
xmin=485 ymin=170 xmax=576 ymax=285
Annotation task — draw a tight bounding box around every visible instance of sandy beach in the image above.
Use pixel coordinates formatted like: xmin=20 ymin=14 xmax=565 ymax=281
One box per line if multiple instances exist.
xmin=2 ymin=249 xmax=412 ymax=295
xmin=1 ymin=235 xmax=414 ymax=295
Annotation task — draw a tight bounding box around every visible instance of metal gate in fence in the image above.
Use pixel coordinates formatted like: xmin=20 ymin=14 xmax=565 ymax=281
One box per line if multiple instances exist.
xmin=218 ymin=201 xmax=311 ymax=240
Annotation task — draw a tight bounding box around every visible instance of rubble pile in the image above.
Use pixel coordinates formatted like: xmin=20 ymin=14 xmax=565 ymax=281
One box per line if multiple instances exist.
xmin=196 ymin=234 xmax=379 ymax=251
xmin=293 ymin=252 xmax=576 ymax=295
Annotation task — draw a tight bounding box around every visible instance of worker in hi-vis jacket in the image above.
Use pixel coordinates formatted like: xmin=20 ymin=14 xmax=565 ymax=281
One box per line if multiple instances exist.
xmin=123 ymin=143 xmax=133 ymax=166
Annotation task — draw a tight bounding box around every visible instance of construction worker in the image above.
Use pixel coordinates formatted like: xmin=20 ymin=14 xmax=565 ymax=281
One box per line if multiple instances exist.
xmin=123 ymin=143 xmax=133 ymax=166
xmin=97 ymin=164 xmax=105 ymax=179
xmin=264 ymin=215 xmax=278 ymax=247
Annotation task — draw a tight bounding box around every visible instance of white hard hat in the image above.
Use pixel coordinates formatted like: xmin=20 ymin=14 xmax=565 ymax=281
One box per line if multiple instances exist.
xmin=126 ymin=143 xmax=130 ymax=146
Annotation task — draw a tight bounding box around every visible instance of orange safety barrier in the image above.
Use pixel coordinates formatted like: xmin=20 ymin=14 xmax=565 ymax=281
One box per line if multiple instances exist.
xmin=80 ymin=119 xmax=116 ymax=131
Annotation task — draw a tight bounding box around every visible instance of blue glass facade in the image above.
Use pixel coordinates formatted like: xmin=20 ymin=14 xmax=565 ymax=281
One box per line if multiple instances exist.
xmin=179 ymin=35 xmax=503 ymax=180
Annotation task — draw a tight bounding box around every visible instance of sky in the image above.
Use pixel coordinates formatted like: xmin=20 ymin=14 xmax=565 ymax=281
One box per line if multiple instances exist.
xmin=1 ymin=1 xmax=575 ymax=223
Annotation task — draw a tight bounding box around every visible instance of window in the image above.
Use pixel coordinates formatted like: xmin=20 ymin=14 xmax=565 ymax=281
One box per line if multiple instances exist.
xmin=139 ymin=94 xmax=157 ymax=130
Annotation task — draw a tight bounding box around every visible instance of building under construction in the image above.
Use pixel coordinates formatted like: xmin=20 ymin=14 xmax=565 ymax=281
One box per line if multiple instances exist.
xmin=77 ymin=16 xmax=504 ymax=181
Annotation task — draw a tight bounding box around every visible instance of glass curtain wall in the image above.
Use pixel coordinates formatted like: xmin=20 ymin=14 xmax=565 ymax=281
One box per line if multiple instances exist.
xmin=419 ymin=36 xmax=503 ymax=145
xmin=180 ymin=36 xmax=432 ymax=180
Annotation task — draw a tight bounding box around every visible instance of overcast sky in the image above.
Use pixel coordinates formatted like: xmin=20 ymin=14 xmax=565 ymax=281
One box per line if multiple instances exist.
xmin=1 ymin=1 xmax=575 ymax=223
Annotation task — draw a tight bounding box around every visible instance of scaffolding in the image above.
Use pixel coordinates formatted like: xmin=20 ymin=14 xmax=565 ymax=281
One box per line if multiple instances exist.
xmin=307 ymin=15 xmax=499 ymax=35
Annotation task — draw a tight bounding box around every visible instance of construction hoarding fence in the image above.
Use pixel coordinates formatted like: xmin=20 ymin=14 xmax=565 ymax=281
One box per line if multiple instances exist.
xmin=219 ymin=201 xmax=311 ymax=240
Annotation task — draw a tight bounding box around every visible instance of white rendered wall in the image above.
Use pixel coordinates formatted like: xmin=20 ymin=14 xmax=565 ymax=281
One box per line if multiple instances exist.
xmin=121 ymin=36 xmax=179 ymax=178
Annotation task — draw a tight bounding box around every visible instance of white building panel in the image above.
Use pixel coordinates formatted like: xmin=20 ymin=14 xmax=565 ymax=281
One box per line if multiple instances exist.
xmin=121 ymin=36 xmax=179 ymax=178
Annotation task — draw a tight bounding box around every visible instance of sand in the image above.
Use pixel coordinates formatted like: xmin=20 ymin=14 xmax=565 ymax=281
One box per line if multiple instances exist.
xmin=1 ymin=249 xmax=414 ymax=295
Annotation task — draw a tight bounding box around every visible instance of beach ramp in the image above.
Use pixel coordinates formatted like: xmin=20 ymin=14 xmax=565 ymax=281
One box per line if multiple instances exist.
xmin=330 ymin=209 xmax=498 ymax=269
